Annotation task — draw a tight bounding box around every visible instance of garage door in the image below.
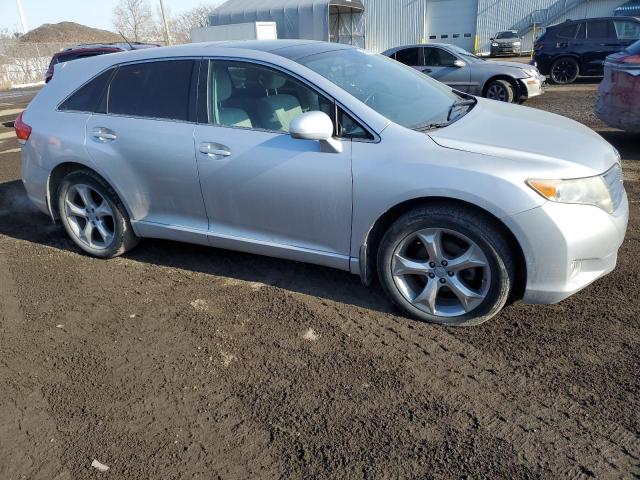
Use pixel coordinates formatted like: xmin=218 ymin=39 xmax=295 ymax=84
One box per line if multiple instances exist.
xmin=426 ymin=0 xmax=478 ymax=51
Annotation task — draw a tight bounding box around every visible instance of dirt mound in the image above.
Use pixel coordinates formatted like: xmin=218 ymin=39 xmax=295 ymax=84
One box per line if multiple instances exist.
xmin=18 ymin=22 xmax=121 ymax=44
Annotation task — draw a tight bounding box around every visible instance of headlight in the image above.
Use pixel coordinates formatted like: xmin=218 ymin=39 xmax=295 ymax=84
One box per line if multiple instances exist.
xmin=492 ymin=43 xmax=498 ymax=47
xmin=526 ymin=175 xmax=614 ymax=213
xmin=513 ymin=41 xmax=521 ymax=46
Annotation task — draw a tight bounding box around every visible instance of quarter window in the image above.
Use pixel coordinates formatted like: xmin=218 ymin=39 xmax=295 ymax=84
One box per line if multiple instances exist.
xmin=59 ymin=69 xmax=113 ymax=113
xmin=208 ymin=61 xmax=333 ymax=133
xmin=107 ymin=60 xmax=196 ymax=121
xmin=558 ymin=23 xmax=579 ymax=39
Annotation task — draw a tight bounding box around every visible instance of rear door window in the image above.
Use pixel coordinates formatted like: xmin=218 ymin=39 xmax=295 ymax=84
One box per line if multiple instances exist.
xmin=59 ymin=69 xmax=114 ymax=113
xmin=107 ymin=60 xmax=196 ymax=121
xmin=395 ymin=47 xmax=422 ymax=66
xmin=614 ymin=20 xmax=640 ymax=41
xmin=587 ymin=20 xmax=615 ymax=40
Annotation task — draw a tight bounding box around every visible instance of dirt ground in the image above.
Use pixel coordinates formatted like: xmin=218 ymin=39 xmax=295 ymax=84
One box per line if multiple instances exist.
xmin=0 ymin=82 xmax=638 ymax=479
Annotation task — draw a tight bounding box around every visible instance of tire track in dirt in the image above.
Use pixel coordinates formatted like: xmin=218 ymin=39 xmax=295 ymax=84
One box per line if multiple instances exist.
xmin=292 ymin=292 xmax=640 ymax=478
xmin=0 ymin=238 xmax=70 ymax=480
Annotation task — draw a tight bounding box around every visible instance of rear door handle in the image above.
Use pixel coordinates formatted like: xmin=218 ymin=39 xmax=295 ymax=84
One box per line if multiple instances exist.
xmin=199 ymin=142 xmax=231 ymax=158
xmin=92 ymin=127 xmax=117 ymax=142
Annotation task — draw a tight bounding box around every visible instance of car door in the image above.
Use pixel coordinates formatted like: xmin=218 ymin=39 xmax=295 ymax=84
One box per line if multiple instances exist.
xmin=192 ymin=59 xmax=353 ymax=264
xmin=84 ymin=59 xmax=209 ymax=235
xmin=584 ymin=19 xmax=619 ymax=74
xmin=423 ymin=47 xmax=472 ymax=92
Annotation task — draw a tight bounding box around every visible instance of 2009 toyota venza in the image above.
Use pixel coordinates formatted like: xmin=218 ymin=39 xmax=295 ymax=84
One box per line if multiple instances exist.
xmin=18 ymin=40 xmax=628 ymax=326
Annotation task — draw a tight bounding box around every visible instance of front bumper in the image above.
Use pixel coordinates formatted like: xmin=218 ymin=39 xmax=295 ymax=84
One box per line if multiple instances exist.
xmin=491 ymin=45 xmax=522 ymax=56
xmin=504 ymin=191 xmax=629 ymax=304
xmin=519 ymin=74 xmax=546 ymax=99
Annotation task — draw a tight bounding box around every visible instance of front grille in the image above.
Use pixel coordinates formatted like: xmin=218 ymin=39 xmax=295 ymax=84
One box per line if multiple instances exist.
xmin=602 ymin=163 xmax=625 ymax=211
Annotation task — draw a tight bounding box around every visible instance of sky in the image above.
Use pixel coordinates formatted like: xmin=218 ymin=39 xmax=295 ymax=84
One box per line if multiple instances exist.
xmin=1 ymin=0 xmax=222 ymax=35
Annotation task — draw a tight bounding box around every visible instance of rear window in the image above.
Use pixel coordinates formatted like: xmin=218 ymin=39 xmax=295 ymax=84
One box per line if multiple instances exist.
xmin=58 ymin=69 xmax=113 ymax=113
xmin=395 ymin=48 xmax=421 ymax=66
xmin=107 ymin=60 xmax=195 ymax=121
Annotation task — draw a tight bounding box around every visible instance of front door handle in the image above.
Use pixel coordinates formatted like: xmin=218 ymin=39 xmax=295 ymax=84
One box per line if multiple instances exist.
xmin=199 ymin=142 xmax=231 ymax=158
xmin=92 ymin=127 xmax=117 ymax=142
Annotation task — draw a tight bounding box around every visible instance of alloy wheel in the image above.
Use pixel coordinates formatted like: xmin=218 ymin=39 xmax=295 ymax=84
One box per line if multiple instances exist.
xmin=391 ymin=228 xmax=491 ymax=317
xmin=486 ymin=84 xmax=508 ymax=102
xmin=551 ymin=59 xmax=578 ymax=84
xmin=64 ymin=184 xmax=115 ymax=250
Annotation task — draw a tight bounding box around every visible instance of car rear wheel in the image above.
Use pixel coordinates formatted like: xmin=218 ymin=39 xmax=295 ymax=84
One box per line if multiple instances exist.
xmin=484 ymin=79 xmax=515 ymax=103
xmin=550 ymin=57 xmax=579 ymax=84
xmin=58 ymin=170 xmax=139 ymax=258
xmin=377 ymin=205 xmax=515 ymax=326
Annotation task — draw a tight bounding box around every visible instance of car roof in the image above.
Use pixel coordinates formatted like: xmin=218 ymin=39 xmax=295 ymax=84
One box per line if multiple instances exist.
xmin=549 ymin=16 xmax=640 ymax=27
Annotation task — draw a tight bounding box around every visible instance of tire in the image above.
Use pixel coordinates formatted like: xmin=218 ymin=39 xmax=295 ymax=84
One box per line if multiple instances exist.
xmin=550 ymin=57 xmax=579 ymax=84
xmin=57 ymin=170 xmax=139 ymax=258
xmin=377 ymin=205 xmax=515 ymax=326
xmin=484 ymin=79 xmax=515 ymax=103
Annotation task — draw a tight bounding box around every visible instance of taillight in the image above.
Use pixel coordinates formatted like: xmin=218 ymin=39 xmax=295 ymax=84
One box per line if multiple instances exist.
xmin=14 ymin=111 xmax=32 ymax=144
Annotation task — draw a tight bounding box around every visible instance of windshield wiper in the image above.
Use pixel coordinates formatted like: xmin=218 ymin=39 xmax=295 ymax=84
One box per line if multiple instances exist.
xmin=447 ymin=98 xmax=477 ymax=121
xmin=413 ymin=121 xmax=451 ymax=132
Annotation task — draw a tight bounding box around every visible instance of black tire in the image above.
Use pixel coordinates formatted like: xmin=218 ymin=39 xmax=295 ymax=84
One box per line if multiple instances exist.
xmin=377 ymin=205 xmax=516 ymax=327
xmin=484 ymin=79 xmax=516 ymax=103
xmin=550 ymin=57 xmax=579 ymax=84
xmin=57 ymin=170 xmax=139 ymax=258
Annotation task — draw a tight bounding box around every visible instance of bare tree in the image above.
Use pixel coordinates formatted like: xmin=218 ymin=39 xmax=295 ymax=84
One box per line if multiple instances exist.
xmin=112 ymin=0 xmax=155 ymax=42
xmin=171 ymin=3 xmax=222 ymax=44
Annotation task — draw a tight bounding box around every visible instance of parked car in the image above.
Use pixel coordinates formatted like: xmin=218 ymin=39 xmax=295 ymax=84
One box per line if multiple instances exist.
xmin=533 ymin=16 xmax=640 ymax=84
xmin=596 ymin=39 xmax=640 ymax=132
xmin=17 ymin=40 xmax=628 ymax=326
xmin=490 ymin=30 xmax=522 ymax=57
xmin=383 ymin=43 xmax=545 ymax=103
xmin=45 ymin=42 xmax=158 ymax=83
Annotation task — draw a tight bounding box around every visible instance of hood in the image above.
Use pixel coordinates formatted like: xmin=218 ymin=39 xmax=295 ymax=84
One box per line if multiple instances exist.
xmin=478 ymin=60 xmax=530 ymax=72
xmin=429 ymin=98 xmax=618 ymax=177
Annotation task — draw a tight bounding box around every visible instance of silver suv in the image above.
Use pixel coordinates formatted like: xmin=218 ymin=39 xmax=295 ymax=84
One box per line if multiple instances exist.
xmin=18 ymin=41 xmax=628 ymax=326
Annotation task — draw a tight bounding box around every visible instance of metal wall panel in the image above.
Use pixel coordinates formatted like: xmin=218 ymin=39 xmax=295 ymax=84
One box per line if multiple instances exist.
xmin=363 ymin=0 xmax=428 ymax=52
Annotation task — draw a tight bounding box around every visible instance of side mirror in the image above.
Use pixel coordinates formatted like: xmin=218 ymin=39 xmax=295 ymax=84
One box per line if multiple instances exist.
xmin=290 ymin=111 xmax=342 ymax=153
xmin=453 ymin=59 xmax=466 ymax=68
xmin=490 ymin=37 xmax=494 ymax=41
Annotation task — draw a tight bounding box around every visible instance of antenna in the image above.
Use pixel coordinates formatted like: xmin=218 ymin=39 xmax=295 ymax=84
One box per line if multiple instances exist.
xmin=118 ymin=31 xmax=134 ymax=49
xmin=15 ymin=0 xmax=28 ymax=34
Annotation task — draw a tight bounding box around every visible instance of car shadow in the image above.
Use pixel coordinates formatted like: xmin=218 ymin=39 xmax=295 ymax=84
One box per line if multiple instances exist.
xmin=0 ymin=179 xmax=394 ymax=316
xmin=598 ymin=130 xmax=640 ymax=161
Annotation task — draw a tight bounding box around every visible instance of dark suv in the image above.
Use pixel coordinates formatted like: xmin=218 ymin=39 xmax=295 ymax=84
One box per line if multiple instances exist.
xmin=533 ymin=16 xmax=640 ymax=84
xmin=45 ymin=42 xmax=158 ymax=83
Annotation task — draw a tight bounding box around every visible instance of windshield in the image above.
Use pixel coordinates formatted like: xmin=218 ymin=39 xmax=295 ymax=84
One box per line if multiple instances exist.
xmin=448 ymin=45 xmax=485 ymax=63
xmin=297 ymin=48 xmax=463 ymax=129
xmin=496 ymin=31 xmax=518 ymax=39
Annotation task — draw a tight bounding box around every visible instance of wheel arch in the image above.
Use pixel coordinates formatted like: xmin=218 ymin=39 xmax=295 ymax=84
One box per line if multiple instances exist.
xmin=549 ymin=54 xmax=583 ymax=76
xmin=359 ymin=196 xmax=526 ymax=300
xmin=47 ymin=162 xmax=134 ymax=222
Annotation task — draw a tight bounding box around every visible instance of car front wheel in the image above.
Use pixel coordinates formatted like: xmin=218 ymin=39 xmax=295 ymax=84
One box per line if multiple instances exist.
xmin=57 ymin=170 xmax=139 ymax=258
xmin=377 ymin=205 xmax=516 ymax=326
xmin=484 ymin=79 xmax=515 ymax=103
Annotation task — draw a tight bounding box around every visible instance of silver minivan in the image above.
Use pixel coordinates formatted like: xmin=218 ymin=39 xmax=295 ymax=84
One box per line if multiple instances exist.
xmin=18 ymin=41 xmax=628 ymax=326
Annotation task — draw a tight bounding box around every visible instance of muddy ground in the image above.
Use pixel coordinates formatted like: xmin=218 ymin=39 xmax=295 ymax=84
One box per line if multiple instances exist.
xmin=0 ymin=83 xmax=638 ymax=479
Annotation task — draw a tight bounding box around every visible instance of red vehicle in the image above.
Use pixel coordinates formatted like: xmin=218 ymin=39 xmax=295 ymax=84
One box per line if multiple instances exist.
xmin=45 ymin=42 xmax=158 ymax=83
xmin=596 ymin=39 xmax=640 ymax=132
